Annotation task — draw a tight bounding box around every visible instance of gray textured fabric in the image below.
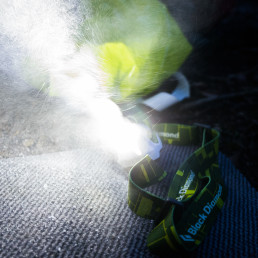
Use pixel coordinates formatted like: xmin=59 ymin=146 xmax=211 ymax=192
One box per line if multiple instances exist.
xmin=0 ymin=145 xmax=257 ymax=257
xmin=0 ymin=147 xmax=156 ymax=258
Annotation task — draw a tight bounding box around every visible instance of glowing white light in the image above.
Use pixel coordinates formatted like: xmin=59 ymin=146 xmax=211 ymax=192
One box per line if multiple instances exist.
xmin=0 ymin=0 xmax=152 ymax=165
xmin=91 ymin=99 xmax=149 ymax=159
xmin=50 ymin=55 xmax=149 ymax=163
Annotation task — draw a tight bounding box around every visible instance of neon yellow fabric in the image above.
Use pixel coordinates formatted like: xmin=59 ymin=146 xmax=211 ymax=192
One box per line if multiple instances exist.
xmin=80 ymin=0 xmax=192 ymax=101
xmin=98 ymin=43 xmax=139 ymax=99
xmin=23 ymin=0 xmax=192 ymax=102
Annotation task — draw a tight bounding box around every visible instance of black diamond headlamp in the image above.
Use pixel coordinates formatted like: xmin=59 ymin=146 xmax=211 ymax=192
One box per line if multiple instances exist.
xmin=124 ymin=105 xmax=227 ymax=254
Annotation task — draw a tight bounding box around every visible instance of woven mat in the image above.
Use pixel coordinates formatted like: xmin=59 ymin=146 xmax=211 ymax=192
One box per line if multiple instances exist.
xmin=0 ymin=145 xmax=257 ymax=257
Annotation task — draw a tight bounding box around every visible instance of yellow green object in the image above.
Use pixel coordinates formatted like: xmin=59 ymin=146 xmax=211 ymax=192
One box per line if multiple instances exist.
xmin=23 ymin=0 xmax=192 ymax=102
xmin=79 ymin=0 xmax=192 ymax=102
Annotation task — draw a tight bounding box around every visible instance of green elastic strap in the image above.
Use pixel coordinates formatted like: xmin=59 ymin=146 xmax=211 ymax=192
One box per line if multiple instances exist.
xmin=128 ymin=123 xmax=227 ymax=253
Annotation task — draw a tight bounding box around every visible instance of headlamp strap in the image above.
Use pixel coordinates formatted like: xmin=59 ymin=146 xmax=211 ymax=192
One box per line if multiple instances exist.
xmin=128 ymin=123 xmax=227 ymax=252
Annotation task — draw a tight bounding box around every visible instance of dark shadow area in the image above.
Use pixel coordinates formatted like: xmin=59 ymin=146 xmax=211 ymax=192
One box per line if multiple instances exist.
xmin=149 ymin=0 xmax=258 ymax=189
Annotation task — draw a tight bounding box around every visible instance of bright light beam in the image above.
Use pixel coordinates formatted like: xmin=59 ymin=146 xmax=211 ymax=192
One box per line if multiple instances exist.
xmin=88 ymin=98 xmax=150 ymax=164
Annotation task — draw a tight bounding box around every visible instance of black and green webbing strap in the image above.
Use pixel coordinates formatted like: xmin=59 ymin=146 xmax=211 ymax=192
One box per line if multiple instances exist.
xmin=128 ymin=123 xmax=227 ymax=253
